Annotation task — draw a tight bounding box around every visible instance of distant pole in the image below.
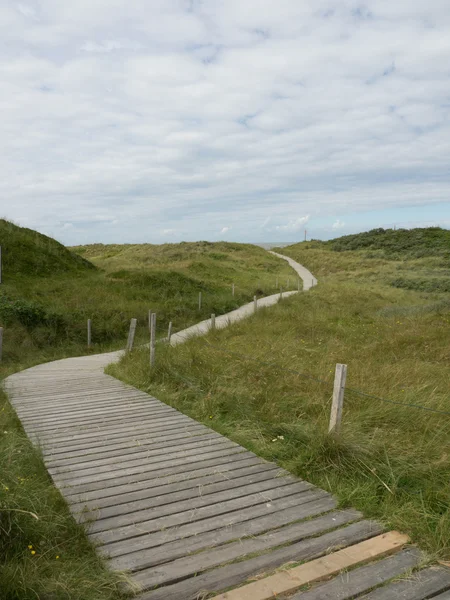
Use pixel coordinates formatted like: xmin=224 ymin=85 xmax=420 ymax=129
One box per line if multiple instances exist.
xmin=87 ymin=319 xmax=92 ymax=348
xmin=167 ymin=321 xmax=172 ymax=344
xmin=126 ymin=318 xmax=137 ymax=351
xmin=211 ymin=313 xmax=216 ymax=330
xmin=0 ymin=326 xmax=3 ymax=362
xmin=304 ymin=229 xmax=307 ymax=242
xmin=148 ymin=309 xmax=152 ymax=333
xmin=279 ymin=286 xmax=283 ymax=300
xmin=150 ymin=313 xmax=156 ymax=366
xmin=198 ymin=291 xmax=202 ymax=311
xmin=329 ymin=364 xmax=347 ymax=434
xmin=276 ymin=276 xmax=278 ymax=288
xmin=232 ymin=283 xmax=235 ymax=297
xmin=253 ymin=295 xmax=257 ymax=313
xmin=312 ymin=277 xmax=314 ymax=288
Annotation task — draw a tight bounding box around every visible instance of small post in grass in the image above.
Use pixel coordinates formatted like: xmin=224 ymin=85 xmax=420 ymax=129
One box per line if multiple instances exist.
xmin=329 ymin=363 xmax=347 ymax=434
xmin=0 ymin=326 xmax=3 ymax=362
xmin=148 ymin=309 xmax=152 ymax=333
xmin=198 ymin=291 xmax=202 ymax=311
xmin=87 ymin=319 xmax=92 ymax=348
xmin=232 ymin=283 xmax=235 ymax=297
xmin=253 ymin=295 xmax=257 ymax=313
xmin=126 ymin=318 xmax=137 ymax=352
xmin=279 ymin=286 xmax=283 ymax=300
xmin=211 ymin=313 xmax=216 ymax=330
xmin=276 ymin=276 xmax=278 ymax=288
xmin=150 ymin=313 xmax=156 ymax=367
xmin=167 ymin=321 xmax=172 ymax=344
xmin=311 ymin=277 xmax=315 ymax=288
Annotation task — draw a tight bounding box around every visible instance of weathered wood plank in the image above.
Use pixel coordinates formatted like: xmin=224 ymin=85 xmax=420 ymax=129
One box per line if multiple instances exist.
xmin=52 ymin=443 xmax=244 ymax=486
xmin=62 ymin=453 xmax=263 ymax=500
xmin=289 ymin=548 xmax=422 ymax=599
xmin=213 ymin=531 xmax=409 ymax=600
xmin=138 ymin=518 xmax=384 ymax=599
xmin=46 ymin=429 xmax=217 ymax=466
xmin=111 ymin=508 xmax=361 ymax=574
xmin=86 ymin=474 xmax=304 ymax=533
xmin=49 ymin=436 xmax=230 ymax=475
xmin=76 ymin=464 xmax=281 ymax=520
xmin=358 ymin=565 xmax=450 ymax=599
xmin=94 ymin=487 xmax=330 ymax=552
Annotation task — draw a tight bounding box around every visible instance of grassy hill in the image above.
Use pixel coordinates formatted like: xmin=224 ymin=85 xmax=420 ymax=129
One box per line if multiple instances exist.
xmin=0 ymin=219 xmax=95 ymax=278
xmin=109 ymin=227 xmax=450 ymax=560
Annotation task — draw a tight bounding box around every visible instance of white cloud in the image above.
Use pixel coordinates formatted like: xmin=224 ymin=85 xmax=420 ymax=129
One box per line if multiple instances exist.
xmin=332 ymin=219 xmax=346 ymax=230
xmin=162 ymin=228 xmax=175 ymax=235
xmin=1 ymin=1 xmax=450 ymax=243
xmin=275 ymin=216 xmax=310 ymax=233
xmin=220 ymin=226 xmax=231 ymax=234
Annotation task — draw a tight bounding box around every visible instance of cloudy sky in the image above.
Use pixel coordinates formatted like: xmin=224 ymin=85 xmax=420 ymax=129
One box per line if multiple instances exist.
xmin=1 ymin=0 xmax=450 ymax=244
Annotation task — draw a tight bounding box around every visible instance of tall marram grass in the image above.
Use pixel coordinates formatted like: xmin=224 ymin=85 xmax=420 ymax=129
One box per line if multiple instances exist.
xmin=109 ymin=274 xmax=450 ymax=560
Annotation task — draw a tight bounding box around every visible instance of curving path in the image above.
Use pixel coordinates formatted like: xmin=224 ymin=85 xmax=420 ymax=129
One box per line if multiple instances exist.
xmin=269 ymin=250 xmax=318 ymax=290
xmin=3 ymin=255 xmax=449 ymax=600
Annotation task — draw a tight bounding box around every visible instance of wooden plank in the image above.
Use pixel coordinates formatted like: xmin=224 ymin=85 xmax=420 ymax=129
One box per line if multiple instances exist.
xmin=51 ymin=442 xmax=243 ymax=485
xmin=35 ymin=416 xmax=194 ymax=447
xmin=43 ymin=424 xmax=209 ymax=458
xmin=138 ymin=518 xmax=384 ymax=600
xmin=289 ymin=548 xmax=422 ymax=599
xmin=86 ymin=473 xmax=302 ymax=533
xmin=58 ymin=447 xmax=250 ymax=491
xmin=133 ymin=516 xmax=381 ymax=591
xmin=101 ymin=488 xmax=336 ymax=558
xmin=432 ymin=591 xmax=450 ymax=600
xmin=213 ymin=531 xmax=409 ymax=600
xmin=21 ymin=404 xmax=175 ymax=432
xmin=71 ymin=463 xmax=280 ymax=514
xmin=90 ymin=482 xmax=320 ymax=547
xmin=111 ymin=508 xmax=361 ymax=574
xmin=29 ymin=413 xmax=193 ymax=442
xmin=358 ymin=565 xmax=450 ymax=599
xmin=49 ymin=436 xmax=229 ymax=475
xmin=61 ymin=453 xmax=263 ymax=500
xmin=45 ymin=429 xmax=216 ymax=466
xmin=16 ymin=393 xmax=160 ymax=415
xmin=76 ymin=465 xmax=281 ymax=521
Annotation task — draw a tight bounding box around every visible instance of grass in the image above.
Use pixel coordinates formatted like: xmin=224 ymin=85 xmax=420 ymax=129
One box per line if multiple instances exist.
xmin=108 ymin=232 xmax=450 ymax=560
xmin=0 ymin=219 xmax=295 ymax=599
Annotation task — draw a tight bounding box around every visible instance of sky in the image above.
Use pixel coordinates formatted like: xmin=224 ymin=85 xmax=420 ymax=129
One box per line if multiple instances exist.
xmin=1 ymin=0 xmax=450 ymax=245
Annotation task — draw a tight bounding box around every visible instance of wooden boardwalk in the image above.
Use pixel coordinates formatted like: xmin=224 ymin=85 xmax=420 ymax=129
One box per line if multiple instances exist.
xmin=3 ymin=278 xmax=449 ymax=599
xmin=5 ymin=352 xmax=450 ymax=599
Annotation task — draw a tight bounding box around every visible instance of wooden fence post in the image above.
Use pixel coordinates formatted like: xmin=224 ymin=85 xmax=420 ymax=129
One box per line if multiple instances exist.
xmin=126 ymin=318 xmax=137 ymax=351
xmin=211 ymin=313 xmax=216 ymax=330
xmin=150 ymin=313 xmax=156 ymax=367
xmin=87 ymin=319 xmax=92 ymax=348
xmin=232 ymin=283 xmax=235 ymax=297
xmin=329 ymin=363 xmax=347 ymax=434
xmin=167 ymin=321 xmax=172 ymax=344
xmin=198 ymin=291 xmax=202 ymax=311
xmin=0 ymin=326 xmax=3 ymax=362
xmin=148 ymin=309 xmax=152 ymax=333
xmin=254 ymin=295 xmax=257 ymax=313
